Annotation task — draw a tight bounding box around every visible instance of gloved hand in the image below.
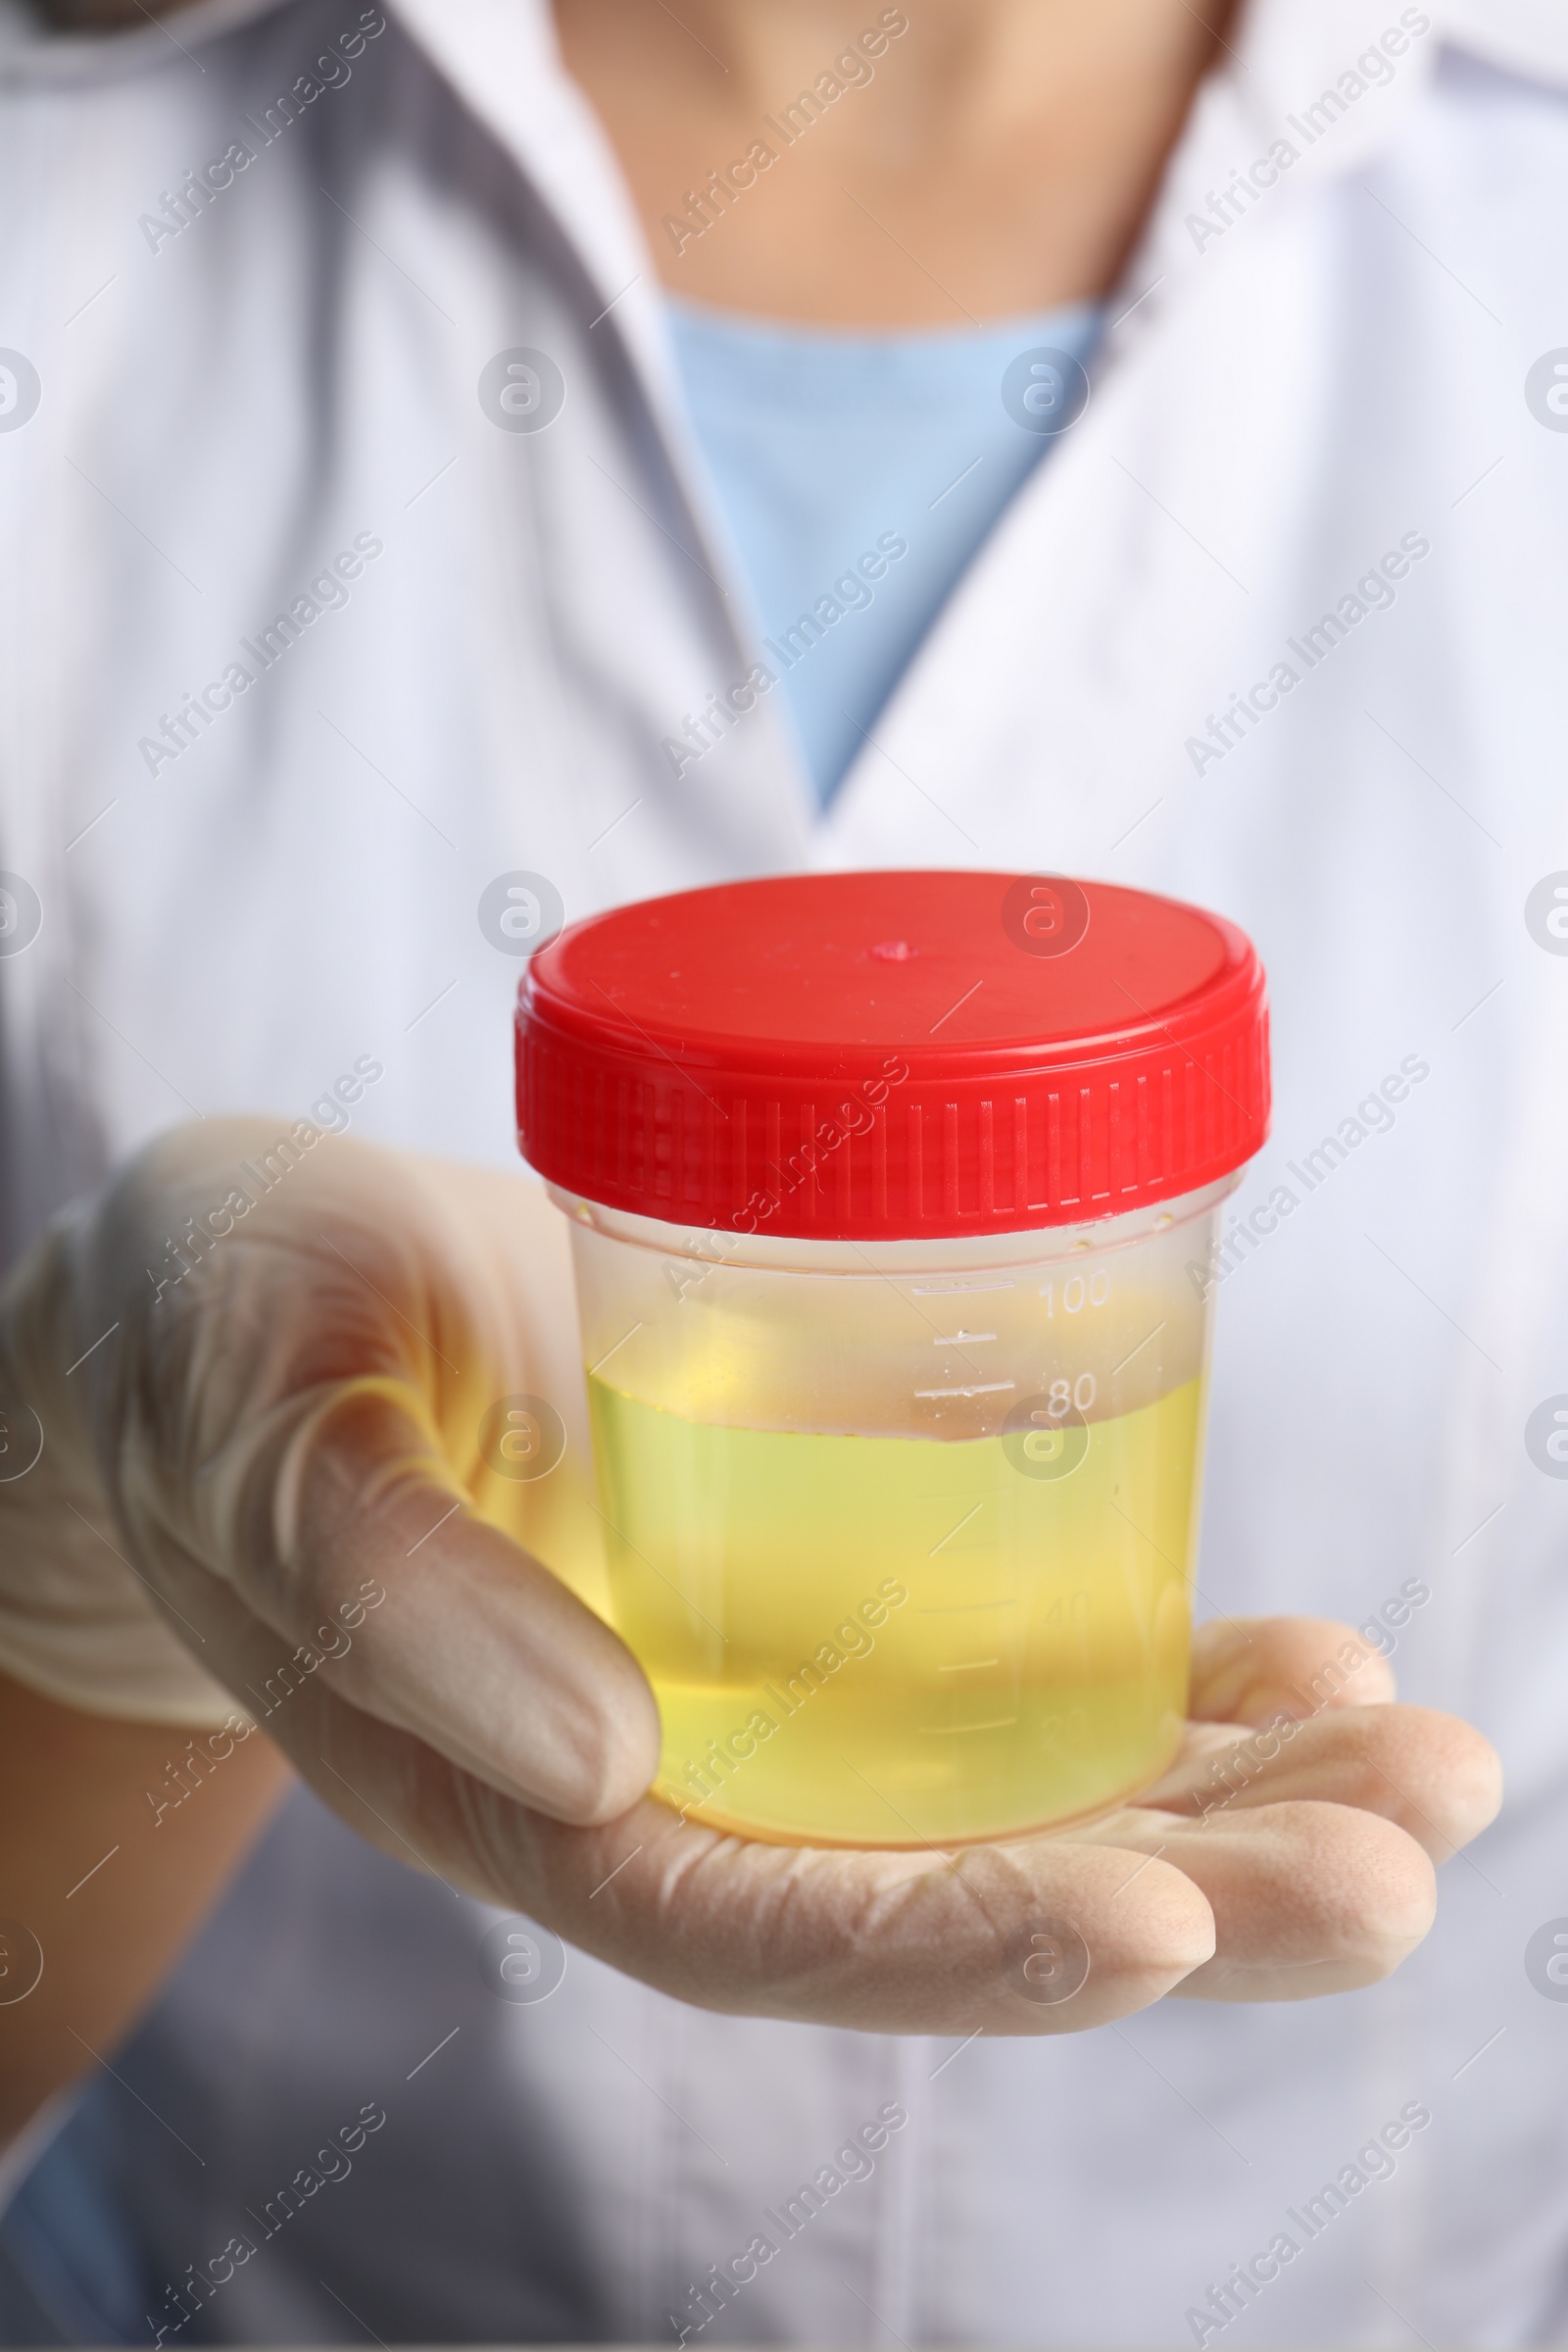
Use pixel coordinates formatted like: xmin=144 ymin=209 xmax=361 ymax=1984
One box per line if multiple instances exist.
xmin=0 ymin=1120 xmax=1500 ymax=2033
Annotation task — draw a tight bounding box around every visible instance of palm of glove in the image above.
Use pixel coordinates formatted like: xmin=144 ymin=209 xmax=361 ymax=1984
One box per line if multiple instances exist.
xmin=1 ymin=1121 xmax=1500 ymax=2033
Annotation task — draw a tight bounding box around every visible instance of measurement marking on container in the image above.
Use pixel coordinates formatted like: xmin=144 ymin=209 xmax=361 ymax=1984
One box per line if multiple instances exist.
xmin=932 ymin=1330 xmax=996 ymax=1346
xmin=910 ymin=1277 xmax=1016 ymax=1296
xmin=914 ymin=1380 xmax=1015 ymax=1399
xmin=1043 ymin=1267 xmax=1111 ymax=1315
xmin=936 ymin=1657 xmax=1001 ymax=1673
xmin=929 ymin=1502 xmax=984 ymax=1554
xmin=918 ymin=1715 xmax=1018 ymax=1734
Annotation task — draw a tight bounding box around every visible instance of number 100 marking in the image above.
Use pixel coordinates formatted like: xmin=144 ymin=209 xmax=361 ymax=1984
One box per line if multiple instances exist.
xmin=1041 ymin=1268 xmax=1109 ymax=1316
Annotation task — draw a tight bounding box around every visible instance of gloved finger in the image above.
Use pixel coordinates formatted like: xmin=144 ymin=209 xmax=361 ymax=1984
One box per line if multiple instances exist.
xmin=1135 ymin=1702 xmax=1501 ymax=1864
xmin=129 ymin=1415 xmax=661 ymax=1826
xmin=1086 ymin=1800 xmax=1437 ymax=2000
xmin=403 ymin=1796 xmax=1217 ymax=2037
xmin=88 ymin=1128 xmax=661 ymax=1824
xmin=291 ymin=1383 xmax=662 ymax=1821
xmin=1189 ymin=1614 xmax=1396 ymax=1723
xmin=251 ymin=1663 xmax=1218 ymax=2034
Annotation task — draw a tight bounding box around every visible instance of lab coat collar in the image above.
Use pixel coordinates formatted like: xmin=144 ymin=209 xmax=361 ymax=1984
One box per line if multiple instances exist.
xmin=375 ymin=0 xmax=784 ymax=730
xmin=0 ymin=0 xmax=670 ymax=409
xmin=380 ymin=0 xmax=1567 ymax=387
xmin=2 ymin=0 xmax=1558 ymax=351
xmin=1 ymin=0 xmax=1558 ymax=852
xmin=1101 ymin=0 xmax=1537 ymax=362
xmin=370 ymin=0 xmax=1568 ymax=813
xmin=381 ymin=0 xmax=682 ymax=422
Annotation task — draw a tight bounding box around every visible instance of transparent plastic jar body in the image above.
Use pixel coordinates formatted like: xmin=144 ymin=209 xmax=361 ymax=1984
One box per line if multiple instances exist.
xmin=557 ymin=1173 xmax=1237 ymax=1849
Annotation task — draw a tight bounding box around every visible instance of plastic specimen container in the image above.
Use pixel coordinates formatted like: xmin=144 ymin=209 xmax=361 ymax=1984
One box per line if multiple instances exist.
xmin=514 ymin=870 xmax=1269 ymax=1847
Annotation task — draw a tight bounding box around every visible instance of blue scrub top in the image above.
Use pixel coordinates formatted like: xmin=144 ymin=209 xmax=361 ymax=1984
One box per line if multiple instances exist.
xmin=666 ymin=297 xmax=1102 ymax=805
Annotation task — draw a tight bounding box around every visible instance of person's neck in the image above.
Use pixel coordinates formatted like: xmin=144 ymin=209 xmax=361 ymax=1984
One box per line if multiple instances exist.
xmin=38 ymin=0 xmax=1239 ymax=330
xmin=605 ymin=0 xmax=1215 ymax=144
xmin=555 ymin=0 xmax=1240 ymax=326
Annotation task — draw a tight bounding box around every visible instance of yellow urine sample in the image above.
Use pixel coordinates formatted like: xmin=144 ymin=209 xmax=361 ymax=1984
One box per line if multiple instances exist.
xmin=589 ymin=1373 xmax=1202 ymax=1847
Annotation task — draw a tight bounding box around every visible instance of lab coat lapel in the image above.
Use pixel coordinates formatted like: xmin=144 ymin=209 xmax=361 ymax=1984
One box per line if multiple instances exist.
xmin=815 ymin=0 xmax=1446 ymax=871
xmin=381 ymin=0 xmax=674 ymax=379
xmin=383 ymin=0 xmax=818 ymax=866
xmin=341 ymin=0 xmax=1563 ymax=889
xmin=813 ymin=221 xmax=1319 ymax=875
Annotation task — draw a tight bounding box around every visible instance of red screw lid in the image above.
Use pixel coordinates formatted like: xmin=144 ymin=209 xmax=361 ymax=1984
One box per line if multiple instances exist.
xmin=515 ymin=871 xmax=1269 ymax=1241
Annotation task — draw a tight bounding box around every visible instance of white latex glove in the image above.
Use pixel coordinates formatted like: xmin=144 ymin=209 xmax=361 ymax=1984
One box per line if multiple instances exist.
xmin=0 ymin=1121 xmax=1501 ymax=2031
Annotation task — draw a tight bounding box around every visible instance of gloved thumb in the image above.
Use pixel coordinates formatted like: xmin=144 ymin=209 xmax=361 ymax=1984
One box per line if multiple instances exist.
xmin=127 ymin=1372 xmax=663 ymax=1827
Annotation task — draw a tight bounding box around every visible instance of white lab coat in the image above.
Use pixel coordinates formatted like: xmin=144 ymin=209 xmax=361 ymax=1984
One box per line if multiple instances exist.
xmin=3 ymin=0 xmax=1568 ymax=2339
